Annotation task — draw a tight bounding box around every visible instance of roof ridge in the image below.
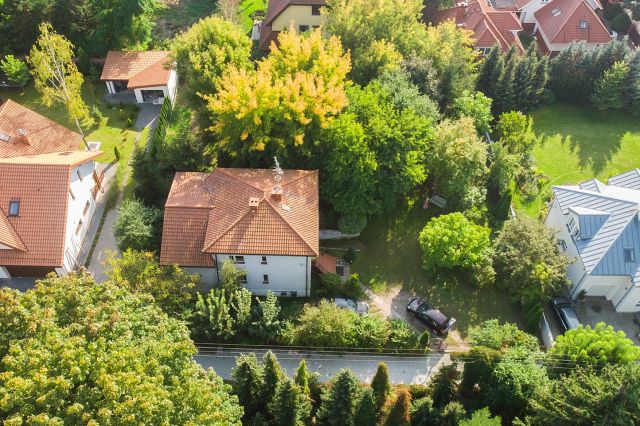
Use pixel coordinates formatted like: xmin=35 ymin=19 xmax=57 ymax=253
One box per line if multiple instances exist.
xmin=262 ymin=198 xmax=318 ymax=256
xmin=554 ymin=185 xmax=640 ymax=207
xmin=0 ymin=205 xmax=27 ymax=252
xmin=281 ymin=169 xmax=318 ymax=188
xmin=588 ymin=209 xmax=638 ymax=274
xmin=202 ymin=206 xmax=255 ymax=253
xmin=216 ymin=168 xmax=267 ymax=193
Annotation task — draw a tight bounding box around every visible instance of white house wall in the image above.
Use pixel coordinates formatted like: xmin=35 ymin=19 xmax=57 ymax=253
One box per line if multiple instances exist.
xmin=166 ymin=70 xmax=178 ymax=103
xmin=59 ymin=161 xmax=99 ymax=274
xmin=218 ymin=254 xmax=311 ymax=297
xmin=185 ymin=266 xmax=219 ymax=291
xmin=615 ymin=285 xmax=640 ymax=312
xmin=272 ymin=5 xmax=324 ymax=32
xmin=545 ymin=199 xmax=587 ymax=288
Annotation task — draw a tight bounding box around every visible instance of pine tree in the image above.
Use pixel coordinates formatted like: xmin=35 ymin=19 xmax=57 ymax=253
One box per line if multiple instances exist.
xmin=371 ymin=362 xmax=392 ymax=412
xmin=530 ymin=54 xmax=549 ymax=108
xmin=317 ymin=369 xmax=362 ymax=426
xmin=591 ymin=61 xmax=630 ymax=110
xmin=476 ymin=45 xmax=501 ymax=96
xmin=624 ymin=51 xmax=640 ymax=114
xmin=269 ymin=379 xmax=312 ymax=426
xmin=232 ymin=353 xmax=265 ymax=417
xmin=294 ymin=359 xmax=310 ymax=395
xmin=354 ymin=388 xmax=377 ymax=425
xmin=263 ymin=350 xmax=284 ymax=406
xmin=384 ymin=388 xmax=411 ymax=426
xmin=512 ymin=44 xmax=537 ymax=111
xmin=431 ymin=364 xmax=461 ymax=409
xmin=493 ymin=46 xmax=518 ymax=114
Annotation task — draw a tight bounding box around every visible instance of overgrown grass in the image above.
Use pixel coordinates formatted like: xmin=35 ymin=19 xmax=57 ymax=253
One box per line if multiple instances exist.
xmin=154 ymin=0 xmax=218 ymax=42
xmin=515 ymin=103 xmax=640 ymax=216
xmin=328 ymin=200 xmax=526 ymax=337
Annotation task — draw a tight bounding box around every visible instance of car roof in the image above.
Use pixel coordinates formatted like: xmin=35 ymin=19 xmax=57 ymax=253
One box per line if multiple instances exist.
xmin=559 ymin=305 xmax=581 ymax=330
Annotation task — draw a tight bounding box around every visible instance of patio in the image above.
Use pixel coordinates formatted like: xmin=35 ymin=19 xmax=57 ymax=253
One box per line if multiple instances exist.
xmin=575 ymin=297 xmax=640 ymax=345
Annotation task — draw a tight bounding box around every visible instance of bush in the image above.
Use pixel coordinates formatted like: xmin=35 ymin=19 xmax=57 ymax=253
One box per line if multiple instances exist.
xmin=604 ymin=3 xmax=624 ymax=20
xmin=315 ymin=273 xmax=342 ymax=297
xmin=338 ymin=214 xmax=367 ymax=235
xmin=344 ymin=247 xmax=357 ymax=263
xmin=611 ymin=12 xmax=632 ymax=34
xmin=342 ymin=273 xmax=364 ymax=299
xmin=113 ymin=198 xmax=161 ymax=251
xmin=0 ymin=55 xmax=29 ymax=86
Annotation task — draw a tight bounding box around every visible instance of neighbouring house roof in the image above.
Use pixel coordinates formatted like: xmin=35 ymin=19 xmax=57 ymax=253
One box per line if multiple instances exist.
xmin=433 ymin=0 xmax=524 ymax=52
xmin=314 ymin=252 xmax=336 ymax=274
xmin=534 ymin=0 xmax=611 ymax=45
xmin=0 ymin=152 xmax=99 ymax=268
xmin=0 ymin=100 xmax=83 ymax=158
xmin=259 ymin=0 xmax=325 ymax=51
xmin=160 ymin=168 xmax=319 ymax=268
xmin=551 ymin=169 xmax=640 ymax=286
xmin=100 ymin=51 xmax=173 ymax=89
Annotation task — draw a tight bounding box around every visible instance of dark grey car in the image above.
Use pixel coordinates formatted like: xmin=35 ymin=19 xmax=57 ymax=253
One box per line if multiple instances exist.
xmin=406 ymin=297 xmax=456 ymax=336
xmin=550 ymin=297 xmax=581 ymax=333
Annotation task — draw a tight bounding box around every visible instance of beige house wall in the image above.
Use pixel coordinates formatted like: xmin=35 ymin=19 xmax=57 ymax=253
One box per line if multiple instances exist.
xmin=272 ymin=5 xmax=324 ymax=32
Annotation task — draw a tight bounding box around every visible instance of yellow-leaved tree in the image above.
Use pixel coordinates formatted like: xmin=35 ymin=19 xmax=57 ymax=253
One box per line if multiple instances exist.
xmin=28 ymin=22 xmax=91 ymax=149
xmin=207 ymin=27 xmax=350 ymax=164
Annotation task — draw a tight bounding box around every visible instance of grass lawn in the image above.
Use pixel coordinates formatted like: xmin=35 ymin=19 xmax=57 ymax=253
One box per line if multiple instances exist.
xmin=326 ymin=201 xmax=526 ymax=337
xmin=515 ymin=103 xmax=640 ymax=216
xmin=240 ymin=0 xmax=268 ymax=31
xmin=0 ymin=81 xmax=140 ymax=165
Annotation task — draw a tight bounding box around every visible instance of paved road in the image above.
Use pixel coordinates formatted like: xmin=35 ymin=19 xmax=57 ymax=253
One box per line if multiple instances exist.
xmin=195 ymin=346 xmax=451 ymax=384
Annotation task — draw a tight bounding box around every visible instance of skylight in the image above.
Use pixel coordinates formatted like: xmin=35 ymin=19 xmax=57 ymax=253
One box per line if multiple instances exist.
xmin=551 ymin=7 xmax=561 ymax=16
xmin=0 ymin=132 xmax=10 ymax=142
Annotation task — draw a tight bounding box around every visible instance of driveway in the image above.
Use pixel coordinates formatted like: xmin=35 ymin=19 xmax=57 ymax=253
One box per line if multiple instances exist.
xmin=135 ymin=104 xmax=162 ymax=131
xmin=576 ymin=298 xmax=640 ymax=344
xmin=195 ymin=346 xmax=451 ymax=385
xmin=362 ymin=285 xmax=470 ymax=352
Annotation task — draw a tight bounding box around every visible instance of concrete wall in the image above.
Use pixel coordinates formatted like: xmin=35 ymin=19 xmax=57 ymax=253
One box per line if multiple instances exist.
xmin=218 ymin=254 xmax=311 ymax=297
xmin=272 ymin=5 xmax=324 ymax=32
xmin=60 ymin=161 xmax=99 ymax=273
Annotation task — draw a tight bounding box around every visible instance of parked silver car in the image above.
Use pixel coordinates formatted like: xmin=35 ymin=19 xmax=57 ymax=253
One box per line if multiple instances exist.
xmin=330 ymin=298 xmax=369 ymax=315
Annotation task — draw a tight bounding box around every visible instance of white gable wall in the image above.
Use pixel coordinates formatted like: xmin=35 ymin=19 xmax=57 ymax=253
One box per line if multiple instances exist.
xmin=545 ymin=198 xmax=587 ymax=287
xmin=56 ymin=161 xmax=99 ymax=275
xmin=520 ymin=0 xmax=550 ymax=24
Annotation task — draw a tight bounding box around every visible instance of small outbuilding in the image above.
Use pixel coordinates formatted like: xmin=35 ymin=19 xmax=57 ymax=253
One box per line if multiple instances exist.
xmin=100 ymin=51 xmax=177 ymax=104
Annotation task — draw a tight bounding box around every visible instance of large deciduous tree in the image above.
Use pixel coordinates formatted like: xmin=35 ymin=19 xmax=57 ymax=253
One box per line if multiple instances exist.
xmin=208 ymin=27 xmax=350 ymax=165
xmin=0 ymin=272 xmax=243 ymax=424
xmin=418 ymin=212 xmax=494 ymax=286
xmin=28 ymin=22 xmax=91 ymax=147
xmin=493 ymin=215 xmax=570 ymax=306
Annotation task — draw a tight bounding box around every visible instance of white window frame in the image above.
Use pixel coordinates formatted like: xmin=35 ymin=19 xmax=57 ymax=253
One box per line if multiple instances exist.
xmin=229 ymin=255 xmax=245 ymax=264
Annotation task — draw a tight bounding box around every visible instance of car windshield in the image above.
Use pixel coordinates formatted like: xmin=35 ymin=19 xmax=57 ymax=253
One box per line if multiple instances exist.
xmin=346 ymin=300 xmax=357 ymax=310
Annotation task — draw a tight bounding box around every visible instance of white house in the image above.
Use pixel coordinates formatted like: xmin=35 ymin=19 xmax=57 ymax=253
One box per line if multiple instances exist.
xmin=259 ymin=0 xmax=325 ymax=51
xmin=0 ymin=150 xmax=102 ymax=279
xmin=545 ymin=170 xmax=640 ymax=313
xmin=100 ymin=51 xmax=178 ymax=104
xmin=160 ymin=167 xmax=319 ymax=296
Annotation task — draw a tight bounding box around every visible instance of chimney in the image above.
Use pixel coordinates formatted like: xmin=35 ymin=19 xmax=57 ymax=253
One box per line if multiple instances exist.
xmin=15 ymin=129 xmax=31 ymax=146
xmin=249 ymin=197 xmax=260 ymax=212
xmin=271 ymin=184 xmax=283 ymax=201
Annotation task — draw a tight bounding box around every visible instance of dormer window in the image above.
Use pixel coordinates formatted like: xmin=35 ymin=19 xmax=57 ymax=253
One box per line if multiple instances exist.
xmin=624 ymin=248 xmax=635 ymax=263
xmin=567 ymin=216 xmax=580 ymax=240
xmin=579 ymin=20 xmax=587 ymax=29
xmin=8 ymin=200 xmax=19 ymax=217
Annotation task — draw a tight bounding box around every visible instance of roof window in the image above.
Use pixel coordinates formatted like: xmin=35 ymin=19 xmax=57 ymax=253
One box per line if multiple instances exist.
xmin=0 ymin=132 xmax=10 ymax=142
xmin=8 ymin=200 xmax=19 ymax=217
xmin=579 ymin=19 xmax=587 ymax=29
xmin=551 ymin=7 xmax=561 ymax=16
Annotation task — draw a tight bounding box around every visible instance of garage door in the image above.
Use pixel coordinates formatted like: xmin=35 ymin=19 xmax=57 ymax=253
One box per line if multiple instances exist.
xmin=587 ymin=284 xmax=614 ymax=297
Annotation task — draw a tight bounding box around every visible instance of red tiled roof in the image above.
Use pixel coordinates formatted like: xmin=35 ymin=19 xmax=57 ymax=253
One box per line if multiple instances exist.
xmin=433 ymin=0 xmax=524 ymax=52
xmin=100 ymin=51 xmax=173 ymax=89
xmin=160 ymin=168 xmax=319 ymax=267
xmin=0 ymin=100 xmax=82 ymax=158
xmin=0 ymin=152 xmax=99 ymax=268
xmin=534 ymin=0 xmax=611 ymax=44
xmin=314 ymin=253 xmax=336 ymax=274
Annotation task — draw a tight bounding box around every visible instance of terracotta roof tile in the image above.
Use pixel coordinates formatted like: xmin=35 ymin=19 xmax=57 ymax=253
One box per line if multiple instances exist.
xmin=100 ymin=51 xmax=173 ymax=88
xmin=0 ymin=100 xmax=82 ymax=158
xmin=534 ymin=0 xmax=611 ymax=44
xmin=160 ymin=168 xmax=319 ymax=267
xmin=0 ymin=208 xmax=26 ymax=252
xmin=314 ymin=253 xmax=336 ymax=274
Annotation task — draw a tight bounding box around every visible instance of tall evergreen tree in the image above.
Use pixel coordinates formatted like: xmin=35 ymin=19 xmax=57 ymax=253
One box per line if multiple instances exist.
xmin=591 ymin=61 xmax=630 ymax=110
xmin=231 ymin=353 xmax=264 ymax=417
xmin=354 ymin=389 xmax=377 ymax=425
xmin=624 ymin=51 xmax=640 ymax=114
xmin=493 ymin=46 xmax=518 ymax=114
xmin=384 ymin=388 xmax=412 ymax=426
xmin=294 ymin=359 xmax=310 ymax=395
xmin=317 ymin=370 xmax=362 ymax=426
xmin=512 ymin=45 xmax=537 ymax=111
xmin=476 ymin=45 xmax=501 ymax=96
xmin=263 ymin=350 xmax=284 ymax=406
xmin=530 ymin=54 xmax=550 ymax=107
xmin=269 ymin=379 xmax=312 ymax=426
xmin=371 ymin=363 xmax=392 ymax=412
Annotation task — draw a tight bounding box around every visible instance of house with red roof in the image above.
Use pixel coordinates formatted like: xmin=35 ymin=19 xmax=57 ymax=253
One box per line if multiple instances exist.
xmin=100 ymin=51 xmax=177 ymax=104
xmin=160 ymin=167 xmax=319 ymax=296
xmin=433 ymin=0 xmax=524 ymax=55
xmin=0 ymin=101 xmax=104 ymax=280
xmin=533 ymin=0 xmax=612 ymax=54
xmin=259 ymin=0 xmax=325 ymax=52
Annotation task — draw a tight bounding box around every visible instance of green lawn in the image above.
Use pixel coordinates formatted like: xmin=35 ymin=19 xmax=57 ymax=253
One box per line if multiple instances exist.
xmin=240 ymin=0 xmax=267 ymax=31
xmin=515 ymin=103 xmax=640 ymax=216
xmin=327 ymin=201 xmax=526 ymax=337
xmin=0 ymin=81 xmax=140 ymax=165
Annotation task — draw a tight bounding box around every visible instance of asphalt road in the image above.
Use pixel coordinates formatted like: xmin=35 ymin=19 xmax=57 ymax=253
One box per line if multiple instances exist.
xmin=195 ymin=346 xmax=452 ymax=384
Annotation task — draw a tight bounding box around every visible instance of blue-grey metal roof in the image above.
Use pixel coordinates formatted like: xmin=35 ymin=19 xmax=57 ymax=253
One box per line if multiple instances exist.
xmin=552 ymin=174 xmax=640 ymax=285
xmin=609 ymin=169 xmax=640 ymax=190
xmin=579 ymin=178 xmax=606 ymax=192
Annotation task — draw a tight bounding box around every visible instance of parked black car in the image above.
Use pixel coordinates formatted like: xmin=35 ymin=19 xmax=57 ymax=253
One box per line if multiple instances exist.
xmin=406 ymin=297 xmax=456 ymax=336
xmin=550 ymin=297 xmax=581 ymax=333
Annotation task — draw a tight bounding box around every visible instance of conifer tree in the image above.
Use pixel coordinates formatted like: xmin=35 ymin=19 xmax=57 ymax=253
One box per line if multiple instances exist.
xmin=294 ymin=359 xmax=310 ymax=395
xmin=269 ymin=379 xmax=312 ymax=426
xmin=232 ymin=353 xmax=265 ymax=417
xmin=530 ymin=54 xmax=550 ymax=107
xmin=591 ymin=61 xmax=630 ymax=110
xmin=354 ymin=388 xmax=377 ymax=425
xmin=317 ymin=369 xmax=361 ymax=426
xmin=371 ymin=362 xmax=392 ymax=412
xmin=512 ymin=45 xmax=537 ymax=111
xmin=384 ymin=388 xmax=411 ymax=426
xmin=476 ymin=45 xmax=501 ymax=96
xmin=263 ymin=350 xmax=284 ymax=406
xmin=493 ymin=46 xmax=518 ymax=114
xmin=623 ymin=52 xmax=640 ymax=114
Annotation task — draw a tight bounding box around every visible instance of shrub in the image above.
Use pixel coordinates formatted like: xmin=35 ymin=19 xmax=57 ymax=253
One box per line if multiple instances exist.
xmin=338 ymin=214 xmax=368 ymax=235
xmin=315 ymin=273 xmax=342 ymax=297
xmin=344 ymin=247 xmax=357 ymax=263
xmin=113 ymin=198 xmax=161 ymax=251
xmin=610 ymin=10 xmax=632 ymax=33
xmin=342 ymin=273 xmax=363 ymax=299
xmin=0 ymin=55 xmax=29 ymax=86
